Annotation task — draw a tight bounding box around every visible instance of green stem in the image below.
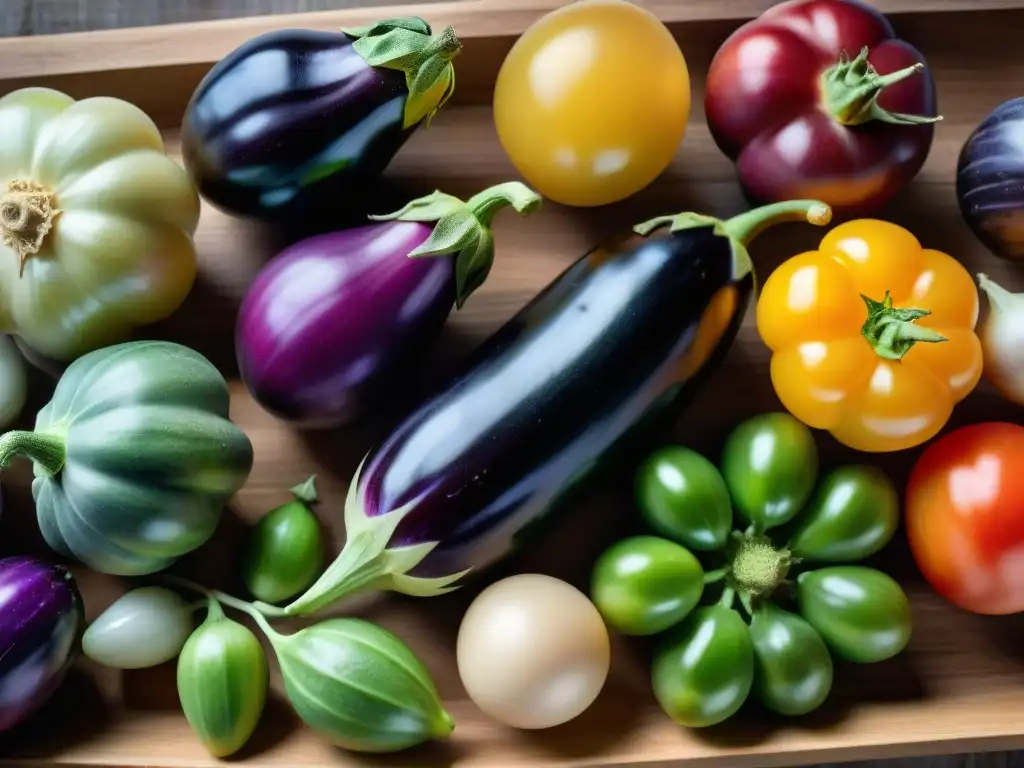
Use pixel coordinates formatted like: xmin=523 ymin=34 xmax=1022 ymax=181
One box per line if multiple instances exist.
xmin=720 ymin=200 xmax=833 ymax=246
xmin=632 ymin=200 xmax=832 ymax=283
xmin=0 ymin=430 xmax=65 ymax=475
xmin=860 ymin=291 xmax=947 ymax=360
xmin=289 ymin=475 xmax=318 ymax=505
xmin=343 ymin=17 xmax=461 ymax=129
xmin=368 ymin=181 xmax=541 ymax=309
xmin=703 ymin=567 xmax=730 ymax=585
xmin=719 ymin=586 xmax=736 ymax=609
xmin=203 ymin=596 xmax=226 ymax=622
xmin=821 ymin=46 xmax=941 ymax=127
xmin=157 ymin=574 xmax=289 ymax=620
xmin=465 ymin=182 xmax=543 ymax=229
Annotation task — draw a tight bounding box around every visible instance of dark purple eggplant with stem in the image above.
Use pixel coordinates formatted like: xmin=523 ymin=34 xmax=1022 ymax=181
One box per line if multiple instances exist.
xmin=236 ymin=181 xmax=541 ymax=427
xmin=272 ymin=200 xmax=833 ymax=616
xmin=181 ymin=17 xmax=460 ymax=222
xmin=0 ymin=556 xmax=84 ymax=733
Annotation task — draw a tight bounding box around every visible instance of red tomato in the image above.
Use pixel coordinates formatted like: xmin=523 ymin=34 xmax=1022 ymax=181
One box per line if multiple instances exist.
xmin=905 ymin=422 xmax=1024 ymax=615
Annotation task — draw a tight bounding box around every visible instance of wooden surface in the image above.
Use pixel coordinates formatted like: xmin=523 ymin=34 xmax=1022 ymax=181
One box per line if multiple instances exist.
xmin=1 ymin=2 xmax=1024 ymax=767
xmin=4 ymin=0 xmax=1024 ymax=37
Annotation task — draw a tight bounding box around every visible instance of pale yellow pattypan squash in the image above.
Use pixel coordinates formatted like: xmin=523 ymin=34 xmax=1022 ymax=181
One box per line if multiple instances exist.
xmin=0 ymin=87 xmax=200 ymax=361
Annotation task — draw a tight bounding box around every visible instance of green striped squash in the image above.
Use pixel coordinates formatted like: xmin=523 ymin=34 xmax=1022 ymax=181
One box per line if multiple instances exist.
xmin=0 ymin=340 xmax=253 ymax=575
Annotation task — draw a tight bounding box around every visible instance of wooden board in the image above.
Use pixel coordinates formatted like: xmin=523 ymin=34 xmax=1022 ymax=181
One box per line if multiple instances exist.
xmin=2 ymin=2 xmax=1024 ymax=767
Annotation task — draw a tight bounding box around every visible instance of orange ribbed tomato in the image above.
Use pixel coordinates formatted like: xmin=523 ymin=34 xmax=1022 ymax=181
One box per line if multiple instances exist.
xmin=492 ymin=0 xmax=691 ymax=207
xmin=756 ymin=219 xmax=982 ymax=453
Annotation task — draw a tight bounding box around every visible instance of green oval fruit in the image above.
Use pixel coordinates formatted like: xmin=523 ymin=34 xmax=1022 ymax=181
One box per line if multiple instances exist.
xmin=242 ymin=476 xmax=324 ymax=604
xmin=788 ymin=466 xmax=899 ymax=562
xmin=796 ymin=566 xmax=912 ymax=664
xmin=636 ymin=446 xmax=732 ymax=550
xmin=0 ymin=341 xmax=254 ymax=576
xmin=591 ymin=535 xmax=703 ymax=636
xmin=749 ymin=602 xmax=833 ymax=716
xmin=651 ymin=605 xmax=754 ymax=727
xmin=177 ymin=605 xmax=268 ymax=758
xmin=274 ymin=617 xmax=453 ymax=753
xmin=721 ymin=412 xmax=818 ymax=531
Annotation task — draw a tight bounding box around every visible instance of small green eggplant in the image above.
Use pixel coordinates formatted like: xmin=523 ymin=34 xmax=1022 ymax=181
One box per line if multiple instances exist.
xmin=242 ymin=476 xmax=324 ymax=604
xmin=268 ymin=617 xmax=453 ymax=753
xmin=177 ymin=600 xmax=269 ymax=758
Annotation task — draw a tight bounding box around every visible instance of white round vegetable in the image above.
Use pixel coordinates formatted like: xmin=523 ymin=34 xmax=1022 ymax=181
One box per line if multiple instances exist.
xmin=83 ymin=586 xmax=194 ymax=669
xmin=0 ymin=335 xmax=27 ymax=429
xmin=456 ymin=573 xmax=611 ymax=730
xmin=978 ymin=273 xmax=1024 ymax=406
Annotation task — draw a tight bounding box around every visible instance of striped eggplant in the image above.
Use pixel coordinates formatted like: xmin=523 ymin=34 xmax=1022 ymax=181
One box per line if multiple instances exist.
xmin=181 ymin=18 xmax=460 ymax=223
xmin=957 ymin=96 xmax=1024 ymax=261
xmin=0 ymin=341 xmax=254 ymax=576
xmin=0 ymin=556 xmax=84 ymax=733
xmin=282 ymin=200 xmax=832 ymax=615
xmin=236 ymin=182 xmax=541 ymax=427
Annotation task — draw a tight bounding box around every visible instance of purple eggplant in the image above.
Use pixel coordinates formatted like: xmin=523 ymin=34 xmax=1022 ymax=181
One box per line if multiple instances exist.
xmin=957 ymin=97 xmax=1024 ymax=261
xmin=236 ymin=182 xmax=541 ymax=427
xmin=181 ymin=18 xmax=460 ymax=223
xmin=0 ymin=556 xmax=84 ymax=733
xmin=281 ymin=200 xmax=833 ymax=615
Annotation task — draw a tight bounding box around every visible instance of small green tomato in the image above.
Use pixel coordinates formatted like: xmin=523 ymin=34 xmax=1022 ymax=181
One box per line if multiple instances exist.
xmin=636 ymin=446 xmax=733 ymax=550
xmin=651 ymin=604 xmax=754 ymax=727
xmin=721 ymin=412 xmax=818 ymax=531
xmin=242 ymin=476 xmax=324 ymax=604
xmin=796 ymin=566 xmax=912 ymax=664
xmin=750 ymin=602 xmax=833 ymax=716
xmin=590 ymin=535 xmax=704 ymax=636
xmin=788 ymin=466 xmax=899 ymax=562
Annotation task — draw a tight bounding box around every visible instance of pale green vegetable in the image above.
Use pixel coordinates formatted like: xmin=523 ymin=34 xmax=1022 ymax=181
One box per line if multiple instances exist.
xmin=0 ymin=87 xmax=200 ymax=361
xmin=178 ymin=600 xmax=268 ymax=758
xmin=82 ymin=586 xmax=193 ymax=669
xmin=0 ymin=335 xmax=26 ymax=429
xmin=263 ymin=616 xmax=453 ymax=753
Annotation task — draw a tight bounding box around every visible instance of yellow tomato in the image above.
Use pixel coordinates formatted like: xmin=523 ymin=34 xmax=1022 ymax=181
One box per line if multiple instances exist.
xmin=493 ymin=0 xmax=691 ymax=207
xmin=756 ymin=220 xmax=983 ymax=453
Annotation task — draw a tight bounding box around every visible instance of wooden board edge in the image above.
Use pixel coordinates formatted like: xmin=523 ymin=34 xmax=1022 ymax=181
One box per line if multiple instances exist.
xmin=1 ymin=0 xmax=1024 ymax=83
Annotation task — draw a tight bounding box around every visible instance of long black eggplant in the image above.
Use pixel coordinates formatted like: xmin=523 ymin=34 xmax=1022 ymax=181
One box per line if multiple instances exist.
xmin=181 ymin=17 xmax=460 ymax=222
xmin=280 ymin=200 xmax=832 ymax=616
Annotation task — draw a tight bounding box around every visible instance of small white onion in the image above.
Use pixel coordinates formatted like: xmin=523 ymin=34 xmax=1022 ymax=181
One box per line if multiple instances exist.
xmin=83 ymin=586 xmax=194 ymax=669
xmin=0 ymin=335 xmax=27 ymax=429
xmin=978 ymin=273 xmax=1024 ymax=406
xmin=456 ymin=573 xmax=611 ymax=730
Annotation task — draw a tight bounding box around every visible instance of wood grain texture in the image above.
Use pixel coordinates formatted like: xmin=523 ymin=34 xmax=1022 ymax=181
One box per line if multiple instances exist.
xmin=0 ymin=2 xmax=1023 ymax=768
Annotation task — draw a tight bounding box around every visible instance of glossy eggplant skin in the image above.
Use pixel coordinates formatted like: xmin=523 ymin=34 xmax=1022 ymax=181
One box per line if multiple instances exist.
xmin=182 ymin=29 xmax=411 ymax=222
xmin=359 ymin=225 xmax=753 ymax=578
xmin=236 ymin=220 xmax=454 ymax=426
xmin=0 ymin=557 xmax=84 ymax=733
xmin=957 ymin=97 xmax=1024 ymax=262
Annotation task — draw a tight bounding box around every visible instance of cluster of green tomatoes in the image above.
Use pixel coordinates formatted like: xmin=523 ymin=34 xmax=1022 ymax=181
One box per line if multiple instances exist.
xmin=589 ymin=413 xmax=913 ymax=727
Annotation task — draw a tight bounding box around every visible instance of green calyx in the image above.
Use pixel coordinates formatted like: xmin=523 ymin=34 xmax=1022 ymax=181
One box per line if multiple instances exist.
xmin=728 ymin=533 xmax=792 ymax=601
xmin=821 ymin=46 xmax=942 ymax=127
xmin=282 ymin=456 xmax=470 ymax=616
xmin=289 ymin=475 xmax=318 ymax=504
xmin=633 ymin=200 xmax=832 ymax=282
xmin=370 ymin=181 xmax=541 ymax=308
xmin=343 ymin=17 xmax=461 ymax=129
xmin=0 ymin=430 xmax=66 ymax=476
xmin=860 ymin=291 xmax=947 ymax=361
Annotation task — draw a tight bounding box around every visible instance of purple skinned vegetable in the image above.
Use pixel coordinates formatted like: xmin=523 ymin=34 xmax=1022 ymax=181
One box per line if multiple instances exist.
xmin=0 ymin=556 xmax=84 ymax=733
xmin=957 ymin=97 xmax=1024 ymax=262
xmin=236 ymin=181 xmax=541 ymax=427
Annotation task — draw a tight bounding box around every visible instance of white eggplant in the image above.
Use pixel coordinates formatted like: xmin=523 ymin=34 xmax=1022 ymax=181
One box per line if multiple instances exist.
xmin=977 ymin=273 xmax=1024 ymax=406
